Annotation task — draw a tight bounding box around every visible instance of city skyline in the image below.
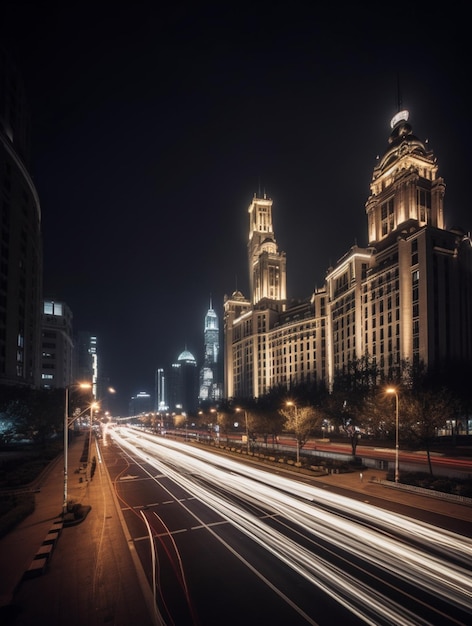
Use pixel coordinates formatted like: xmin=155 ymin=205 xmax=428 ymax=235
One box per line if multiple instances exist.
xmin=2 ymin=3 xmax=470 ymax=413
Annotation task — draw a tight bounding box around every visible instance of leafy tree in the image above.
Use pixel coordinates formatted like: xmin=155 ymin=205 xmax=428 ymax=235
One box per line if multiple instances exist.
xmin=0 ymin=388 xmax=63 ymax=445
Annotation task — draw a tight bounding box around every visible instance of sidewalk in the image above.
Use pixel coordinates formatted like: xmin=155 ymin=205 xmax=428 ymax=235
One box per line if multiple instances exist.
xmin=313 ymin=467 xmax=472 ymax=522
xmin=0 ymin=433 xmax=157 ymax=626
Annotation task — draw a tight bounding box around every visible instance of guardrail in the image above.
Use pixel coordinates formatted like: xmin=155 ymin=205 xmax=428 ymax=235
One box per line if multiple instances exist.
xmin=373 ymin=478 xmax=472 ymax=506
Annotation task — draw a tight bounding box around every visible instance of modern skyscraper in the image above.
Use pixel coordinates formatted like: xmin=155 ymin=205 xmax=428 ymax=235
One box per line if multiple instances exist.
xmin=199 ymin=297 xmax=222 ymax=401
xmin=154 ymin=367 xmax=167 ymax=412
xmin=74 ymin=331 xmax=99 ymax=398
xmin=224 ymin=109 xmax=472 ymax=398
xmin=0 ymin=49 xmax=43 ymax=389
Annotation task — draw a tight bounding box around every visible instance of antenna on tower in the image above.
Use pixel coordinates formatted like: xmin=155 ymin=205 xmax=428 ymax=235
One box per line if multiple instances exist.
xmin=396 ymin=72 xmax=402 ymax=112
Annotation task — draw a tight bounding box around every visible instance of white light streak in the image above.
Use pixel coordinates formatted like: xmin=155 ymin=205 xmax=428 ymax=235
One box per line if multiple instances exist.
xmin=109 ymin=427 xmax=472 ymax=626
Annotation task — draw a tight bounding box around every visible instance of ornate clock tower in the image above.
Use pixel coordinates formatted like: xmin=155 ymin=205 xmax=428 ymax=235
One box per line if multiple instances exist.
xmin=365 ymin=109 xmax=445 ymax=247
xmin=247 ymin=193 xmax=287 ymax=306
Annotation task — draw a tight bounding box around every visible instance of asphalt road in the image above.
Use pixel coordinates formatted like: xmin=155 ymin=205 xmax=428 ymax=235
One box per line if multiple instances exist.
xmin=105 ymin=427 xmax=472 ymax=626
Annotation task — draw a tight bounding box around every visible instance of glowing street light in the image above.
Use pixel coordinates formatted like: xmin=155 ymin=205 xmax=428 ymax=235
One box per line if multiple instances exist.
xmin=386 ymin=387 xmax=400 ymax=483
xmin=236 ymin=407 xmax=250 ymax=454
xmin=286 ymin=401 xmax=300 ymax=464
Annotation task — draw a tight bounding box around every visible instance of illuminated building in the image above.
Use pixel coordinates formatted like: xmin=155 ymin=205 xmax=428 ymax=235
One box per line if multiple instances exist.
xmin=0 ymin=49 xmax=43 ymax=388
xmin=129 ymin=391 xmax=152 ymax=416
xmin=40 ymin=299 xmax=73 ymax=389
xmin=154 ymin=367 xmax=167 ymax=412
xmin=168 ymin=349 xmax=198 ymax=415
xmin=199 ymin=297 xmax=222 ymax=401
xmin=224 ymin=110 xmax=472 ymax=398
xmin=74 ymin=331 xmax=98 ymax=398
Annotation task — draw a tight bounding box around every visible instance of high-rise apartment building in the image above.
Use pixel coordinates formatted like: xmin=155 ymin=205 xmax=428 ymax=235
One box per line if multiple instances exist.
xmin=129 ymin=391 xmax=152 ymax=417
xmin=199 ymin=297 xmax=222 ymax=401
xmin=0 ymin=49 xmax=43 ymax=389
xmin=74 ymin=331 xmax=99 ymax=398
xmin=40 ymin=299 xmax=73 ymax=389
xmin=224 ymin=110 xmax=472 ymax=398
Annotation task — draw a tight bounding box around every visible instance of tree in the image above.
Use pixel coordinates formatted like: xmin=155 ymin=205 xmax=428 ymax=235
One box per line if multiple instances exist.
xmin=279 ymin=402 xmax=322 ymax=456
xmin=397 ymin=388 xmax=454 ymax=475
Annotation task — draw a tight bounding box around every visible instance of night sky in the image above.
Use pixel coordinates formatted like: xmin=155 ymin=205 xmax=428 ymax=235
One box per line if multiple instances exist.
xmin=2 ymin=2 xmax=470 ymax=414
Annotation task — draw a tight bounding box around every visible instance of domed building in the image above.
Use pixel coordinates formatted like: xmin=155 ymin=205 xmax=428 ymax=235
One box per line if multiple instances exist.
xmin=168 ymin=347 xmax=199 ymax=415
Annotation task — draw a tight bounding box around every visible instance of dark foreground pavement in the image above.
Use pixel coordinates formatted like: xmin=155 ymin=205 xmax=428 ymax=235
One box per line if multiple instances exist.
xmin=0 ymin=433 xmax=158 ymax=626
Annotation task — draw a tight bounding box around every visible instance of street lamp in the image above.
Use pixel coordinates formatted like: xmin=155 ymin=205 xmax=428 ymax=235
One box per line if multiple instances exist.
xmin=236 ymin=407 xmax=249 ymax=454
xmin=210 ymin=408 xmax=219 ymax=443
xmin=386 ymin=387 xmax=400 ymax=483
xmin=63 ymin=382 xmax=91 ymax=516
xmin=286 ymin=401 xmax=300 ymax=464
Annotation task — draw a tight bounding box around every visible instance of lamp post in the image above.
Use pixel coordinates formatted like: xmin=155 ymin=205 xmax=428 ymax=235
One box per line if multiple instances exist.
xmin=210 ymin=408 xmax=219 ymax=443
xmin=386 ymin=387 xmax=399 ymax=483
xmin=63 ymin=382 xmax=92 ymax=516
xmin=87 ymin=401 xmax=96 ymax=482
xmin=63 ymin=386 xmax=69 ymax=517
xmin=286 ymin=401 xmax=300 ymax=464
xmin=236 ymin=408 xmax=249 ymax=454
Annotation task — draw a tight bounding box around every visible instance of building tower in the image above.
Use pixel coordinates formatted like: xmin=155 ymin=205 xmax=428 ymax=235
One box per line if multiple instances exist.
xmin=168 ymin=349 xmax=198 ymax=415
xmin=40 ymin=299 xmax=74 ymax=389
xmin=248 ymin=193 xmax=287 ymax=305
xmin=74 ymin=331 xmax=98 ymax=398
xmin=0 ymin=49 xmax=43 ymax=389
xmin=224 ymin=108 xmax=472 ymax=399
xmin=199 ymin=297 xmax=222 ymax=401
xmin=155 ymin=367 xmax=167 ymax=412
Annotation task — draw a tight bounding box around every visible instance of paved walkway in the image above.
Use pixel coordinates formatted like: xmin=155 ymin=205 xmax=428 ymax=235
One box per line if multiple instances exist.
xmin=0 ymin=433 xmax=157 ymax=626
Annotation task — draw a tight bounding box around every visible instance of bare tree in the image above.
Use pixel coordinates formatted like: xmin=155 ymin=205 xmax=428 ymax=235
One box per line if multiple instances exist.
xmin=279 ymin=403 xmax=322 ymax=456
xmin=394 ymin=388 xmax=453 ymax=475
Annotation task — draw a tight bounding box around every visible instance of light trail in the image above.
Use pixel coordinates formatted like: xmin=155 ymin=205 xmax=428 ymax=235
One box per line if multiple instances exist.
xmin=109 ymin=427 xmax=472 ymax=625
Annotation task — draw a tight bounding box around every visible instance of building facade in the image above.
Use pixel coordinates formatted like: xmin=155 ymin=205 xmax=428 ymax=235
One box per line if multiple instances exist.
xmin=40 ymin=299 xmax=73 ymax=389
xmin=168 ymin=349 xmax=198 ymax=415
xmin=224 ymin=110 xmax=472 ymax=399
xmin=0 ymin=49 xmax=43 ymax=389
xmin=73 ymin=331 xmax=99 ymax=398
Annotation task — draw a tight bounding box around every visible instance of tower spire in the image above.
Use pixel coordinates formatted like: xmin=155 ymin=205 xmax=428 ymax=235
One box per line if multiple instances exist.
xmin=396 ymin=73 xmax=402 ymax=112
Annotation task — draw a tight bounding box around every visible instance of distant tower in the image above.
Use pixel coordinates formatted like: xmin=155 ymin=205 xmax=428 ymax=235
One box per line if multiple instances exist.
xmin=74 ymin=331 xmax=98 ymax=398
xmin=155 ymin=367 xmax=167 ymax=411
xmin=199 ymin=298 xmax=222 ymax=401
xmin=169 ymin=349 xmax=198 ymax=415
